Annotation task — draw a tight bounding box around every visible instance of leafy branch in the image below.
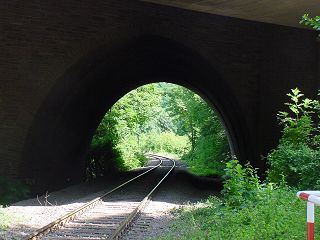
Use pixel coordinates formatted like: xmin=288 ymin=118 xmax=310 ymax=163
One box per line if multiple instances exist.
xmin=300 ymin=14 xmax=320 ymax=31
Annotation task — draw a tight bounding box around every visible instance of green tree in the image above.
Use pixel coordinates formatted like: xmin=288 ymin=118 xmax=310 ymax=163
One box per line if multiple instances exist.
xmin=164 ymin=84 xmax=230 ymax=176
xmin=88 ymin=83 xmax=230 ymax=178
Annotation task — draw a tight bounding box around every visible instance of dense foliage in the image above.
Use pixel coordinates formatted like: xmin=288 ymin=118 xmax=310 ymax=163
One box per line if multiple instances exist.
xmin=0 ymin=177 xmax=30 ymax=206
xmin=87 ymin=83 xmax=229 ymax=177
xmin=267 ymin=88 xmax=320 ymax=188
xmin=165 ymin=85 xmax=229 ymax=176
xmin=87 ymin=84 xmax=163 ymax=177
xmin=159 ymin=85 xmax=320 ymax=239
xmin=160 ymin=189 xmax=312 ymax=240
xmin=222 ymin=160 xmax=262 ymax=208
xmin=159 ymin=160 xmax=316 ymax=240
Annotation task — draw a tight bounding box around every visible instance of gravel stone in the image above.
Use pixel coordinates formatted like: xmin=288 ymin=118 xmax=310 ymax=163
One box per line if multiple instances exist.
xmin=0 ymin=159 xmax=221 ymax=240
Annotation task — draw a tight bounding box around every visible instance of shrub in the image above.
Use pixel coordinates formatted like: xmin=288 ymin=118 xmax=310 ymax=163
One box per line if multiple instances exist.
xmin=267 ymin=88 xmax=320 ymax=188
xmin=157 ymin=159 xmax=315 ymax=240
xmin=222 ymin=160 xmax=262 ymax=208
xmin=0 ymin=177 xmax=30 ymax=205
xmin=268 ymin=144 xmax=320 ymax=188
xmin=182 ymin=120 xmax=230 ymax=177
xmin=86 ymin=137 xmax=124 ymax=179
xmin=142 ymin=131 xmax=190 ymax=157
xmin=116 ymin=135 xmax=148 ymax=169
xmin=183 ymin=134 xmax=229 ymax=176
xmin=159 ymin=188 xmax=314 ymax=240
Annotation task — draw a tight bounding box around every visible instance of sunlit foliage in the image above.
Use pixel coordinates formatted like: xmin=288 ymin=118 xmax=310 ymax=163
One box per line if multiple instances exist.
xmin=87 ymin=83 xmax=230 ymax=177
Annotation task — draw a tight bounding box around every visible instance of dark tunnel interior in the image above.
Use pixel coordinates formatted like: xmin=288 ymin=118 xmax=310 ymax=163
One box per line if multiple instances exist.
xmin=22 ymin=36 xmax=252 ymax=192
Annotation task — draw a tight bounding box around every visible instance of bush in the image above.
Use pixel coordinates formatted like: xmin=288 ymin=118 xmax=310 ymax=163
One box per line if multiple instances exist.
xmin=86 ymin=137 xmax=124 ymax=179
xmin=222 ymin=160 xmax=262 ymax=208
xmin=267 ymin=88 xmax=320 ymax=188
xmin=182 ymin=120 xmax=230 ymax=177
xmin=158 ymin=159 xmax=315 ymax=240
xmin=116 ymin=135 xmax=148 ymax=169
xmin=268 ymin=144 xmax=320 ymax=188
xmin=160 ymin=189 xmax=313 ymax=240
xmin=142 ymin=131 xmax=190 ymax=157
xmin=183 ymin=133 xmax=229 ymax=176
xmin=0 ymin=177 xmax=30 ymax=205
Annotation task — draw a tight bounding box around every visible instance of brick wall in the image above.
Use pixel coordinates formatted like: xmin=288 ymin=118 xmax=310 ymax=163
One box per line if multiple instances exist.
xmin=0 ymin=1 xmax=318 ymax=189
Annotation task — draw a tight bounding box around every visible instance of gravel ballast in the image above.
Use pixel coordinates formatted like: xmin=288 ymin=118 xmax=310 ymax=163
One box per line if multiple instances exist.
xmin=0 ymin=160 xmax=221 ymax=240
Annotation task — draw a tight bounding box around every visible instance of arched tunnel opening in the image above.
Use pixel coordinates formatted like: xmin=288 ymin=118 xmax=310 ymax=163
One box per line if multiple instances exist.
xmin=22 ymin=36 xmax=253 ymax=193
xmin=85 ymin=82 xmax=234 ymax=181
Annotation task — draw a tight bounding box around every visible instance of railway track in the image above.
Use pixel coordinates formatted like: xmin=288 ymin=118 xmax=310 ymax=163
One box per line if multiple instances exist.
xmin=24 ymin=154 xmax=175 ymax=240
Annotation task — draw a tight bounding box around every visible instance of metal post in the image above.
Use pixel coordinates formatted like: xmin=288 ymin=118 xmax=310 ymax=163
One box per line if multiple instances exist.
xmin=307 ymin=201 xmax=315 ymax=240
xmin=297 ymin=191 xmax=320 ymax=240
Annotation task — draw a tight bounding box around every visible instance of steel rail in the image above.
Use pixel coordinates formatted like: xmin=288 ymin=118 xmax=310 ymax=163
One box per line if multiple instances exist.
xmin=23 ymin=157 xmax=163 ymax=240
xmin=109 ymin=156 xmax=176 ymax=239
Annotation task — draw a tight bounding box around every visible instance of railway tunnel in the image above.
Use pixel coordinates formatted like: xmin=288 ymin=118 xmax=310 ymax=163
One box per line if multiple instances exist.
xmin=1 ymin=1 xmax=320 ymax=191
xmin=22 ymin=36 xmax=245 ymax=190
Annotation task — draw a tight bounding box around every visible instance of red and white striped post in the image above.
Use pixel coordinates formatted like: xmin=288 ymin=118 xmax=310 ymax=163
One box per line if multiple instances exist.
xmin=297 ymin=191 xmax=320 ymax=240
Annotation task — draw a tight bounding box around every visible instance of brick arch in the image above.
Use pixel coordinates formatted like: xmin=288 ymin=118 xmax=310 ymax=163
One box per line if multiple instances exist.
xmin=22 ymin=36 xmax=252 ymax=191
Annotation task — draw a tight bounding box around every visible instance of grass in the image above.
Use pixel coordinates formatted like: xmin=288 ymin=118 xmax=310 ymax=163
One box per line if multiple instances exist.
xmin=0 ymin=207 xmax=22 ymax=231
xmin=185 ymin=163 xmax=224 ymax=177
xmin=158 ymin=188 xmax=317 ymax=240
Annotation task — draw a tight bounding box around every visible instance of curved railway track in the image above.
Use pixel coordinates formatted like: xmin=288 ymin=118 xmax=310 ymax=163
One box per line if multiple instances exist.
xmin=24 ymin=155 xmax=175 ymax=240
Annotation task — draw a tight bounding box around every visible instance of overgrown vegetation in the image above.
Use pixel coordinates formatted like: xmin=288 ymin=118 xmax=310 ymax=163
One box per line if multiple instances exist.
xmin=0 ymin=177 xmax=30 ymax=206
xmin=267 ymin=88 xmax=320 ymax=188
xmin=158 ymin=158 xmax=318 ymax=239
xmin=166 ymin=85 xmax=229 ymax=176
xmin=86 ymin=83 xmax=229 ymax=178
xmin=161 ymin=179 xmax=314 ymax=239
xmin=158 ymin=86 xmax=320 ymax=239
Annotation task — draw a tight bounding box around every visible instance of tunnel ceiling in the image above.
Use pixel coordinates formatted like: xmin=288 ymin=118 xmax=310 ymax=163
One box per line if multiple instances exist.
xmin=141 ymin=0 xmax=320 ymax=28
